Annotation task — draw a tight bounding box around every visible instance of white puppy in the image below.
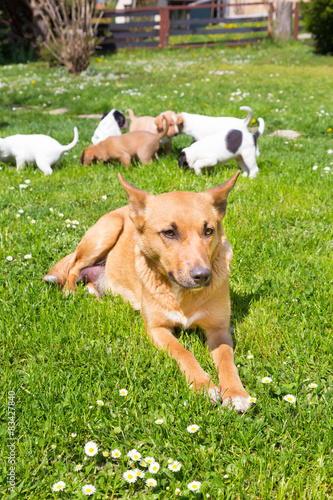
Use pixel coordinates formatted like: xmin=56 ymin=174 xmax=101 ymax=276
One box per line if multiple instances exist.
xmin=178 ymin=117 xmax=265 ymax=179
xmin=0 ymin=127 xmax=79 ymax=175
xmin=91 ymin=109 xmax=128 ymax=145
xmin=177 ymin=106 xmax=253 ymax=142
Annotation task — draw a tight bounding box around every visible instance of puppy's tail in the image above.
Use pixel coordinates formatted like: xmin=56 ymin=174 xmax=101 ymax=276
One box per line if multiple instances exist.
xmin=239 ymin=106 xmax=253 ymax=126
xmin=156 ymin=114 xmax=168 ymax=140
xmin=126 ymin=108 xmax=136 ymax=121
xmin=62 ymin=127 xmax=79 ymax=152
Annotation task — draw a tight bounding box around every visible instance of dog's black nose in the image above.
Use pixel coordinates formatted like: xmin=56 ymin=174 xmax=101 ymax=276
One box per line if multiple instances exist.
xmin=190 ymin=267 xmax=211 ymax=286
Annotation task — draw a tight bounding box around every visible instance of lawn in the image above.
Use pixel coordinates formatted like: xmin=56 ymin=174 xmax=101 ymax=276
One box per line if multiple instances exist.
xmin=1 ymin=40 xmax=333 ymax=499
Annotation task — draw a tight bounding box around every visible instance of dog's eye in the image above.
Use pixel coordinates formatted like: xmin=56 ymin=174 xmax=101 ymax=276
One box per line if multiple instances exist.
xmin=162 ymin=230 xmax=175 ymax=238
xmin=204 ymin=228 xmax=214 ymax=236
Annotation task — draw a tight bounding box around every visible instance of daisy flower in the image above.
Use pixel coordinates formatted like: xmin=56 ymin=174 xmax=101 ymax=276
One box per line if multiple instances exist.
xmin=119 ymin=388 xmax=128 ymax=396
xmin=187 ymin=424 xmax=199 ymax=433
xmin=144 ymin=457 xmax=155 ymax=464
xmin=65 ymin=219 xmax=71 ymax=224
xmin=155 ymin=418 xmax=164 ymax=425
xmin=51 ymin=444 xmax=56 ymax=449
xmin=82 ymin=484 xmax=96 ymax=496
xmin=261 ymin=377 xmax=272 ymax=384
xmin=49 ymin=208 xmax=54 ymax=212
xmin=168 ymin=461 xmax=182 ymax=472
xmin=24 ymin=254 xmax=32 ymax=259
xmin=102 ymin=195 xmax=107 ymax=200
xmin=146 ymin=478 xmax=157 ymax=487
xmin=140 ymin=459 xmax=148 ymax=467
xmin=134 ymin=468 xmax=145 ymax=478
xmin=16 ymin=214 xmax=20 ymax=218
xmin=123 ymin=470 xmax=137 ymax=483
xmin=175 ymin=488 xmax=182 ymax=496
xmin=75 ymin=464 xmax=83 ymax=471
xmin=283 ymin=394 xmax=296 ymax=403
xmin=308 ymin=383 xmax=318 ymax=389
xmin=149 ymin=462 xmax=160 ymax=474
xmin=18 ymin=209 xmax=24 ymax=214
xmin=30 ymin=219 xmax=36 ymax=224
xmin=327 ymin=149 xmax=333 ymax=154
xmin=72 ymin=220 xmax=79 ymax=225
xmin=58 ymin=213 xmax=64 ymax=217
xmin=111 ymin=449 xmax=121 ymax=458
xmin=167 ymin=458 xmax=174 ymax=464
xmin=84 ymin=441 xmax=98 ymax=456
xmin=247 ymin=354 xmax=254 ymax=359
xmin=188 ymin=481 xmax=201 ymax=492
xmin=6 ymin=256 xmax=13 ymax=261
xmin=71 ymin=433 xmax=77 ymax=437
xmin=102 ymin=452 xmax=109 ymax=457
xmin=96 ymin=400 xmax=104 ymax=406
xmin=127 ymin=449 xmax=141 ymax=461
xmin=25 ymin=179 xmax=31 ymax=184
xmin=52 ymin=481 xmax=66 ymax=491
xmin=313 ymin=165 xmax=318 ymax=170
xmin=248 ymin=396 xmax=257 ymax=404
xmin=19 ymin=184 xmax=27 ymax=189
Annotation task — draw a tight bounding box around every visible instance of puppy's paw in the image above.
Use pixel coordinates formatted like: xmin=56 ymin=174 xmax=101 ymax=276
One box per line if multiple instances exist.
xmin=208 ymin=387 xmax=222 ymax=405
xmin=43 ymin=274 xmax=58 ymax=285
xmin=222 ymin=394 xmax=252 ymax=413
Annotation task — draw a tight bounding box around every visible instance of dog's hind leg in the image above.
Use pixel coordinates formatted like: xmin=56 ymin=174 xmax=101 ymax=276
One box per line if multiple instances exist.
xmin=43 ymin=252 xmax=75 ymax=287
xmin=119 ymin=152 xmax=132 ymax=169
xmin=36 ymin=157 xmax=53 ymax=175
xmin=238 ymin=153 xmax=259 ymax=179
xmin=64 ymin=211 xmax=125 ymax=293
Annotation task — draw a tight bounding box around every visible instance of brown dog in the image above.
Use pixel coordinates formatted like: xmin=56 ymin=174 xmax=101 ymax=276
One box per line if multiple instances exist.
xmin=80 ymin=115 xmax=168 ymax=167
xmin=43 ymin=171 xmax=251 ymax=412
xmin=127 ymin=109 xmax=180 ymax=154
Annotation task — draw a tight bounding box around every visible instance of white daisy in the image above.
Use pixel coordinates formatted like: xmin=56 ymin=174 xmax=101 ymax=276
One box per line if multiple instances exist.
xmin=248 ymin=396 xmax=257 ymax=404
xmin=49 ymin=208 xmax=54 ymax=212
xmin=65 ymin=219 xmax=71 ymax=224
xmin=96 ymin=400 xmax=104 ymax=406
xmin=82 ymin=484 xmax=96 ymax=496
xmin=72 ymin=225 xmax=77 ymax=229
xmin=168 ymin=461 xmax=182 ymax=472
xmin=18 ymin=209 xmax=24 ymax=214
xmin=72 ymin=220 xmax=79 ymax=225
xmin=51 ymin=444 xmax=56 ymax=449
xmin=58 ymin=213 xmax=64 ymax=217
xmin=188 ymin=481 xmax=201 ymax=491
xmin=134 ymin=468 xmax=145 ymax=478
xmin=25 ymin=179 xmax=31 ymax=184
xmin=24 ymin=254 xmax=32 ymax=259
xmin=247 ymin=354 xmax=254 ymax=359
xmin=102 ymin=195 xmax=107 ymax=200
xmin=155 ymin=418 xmax=164 ymax=425
xmin=19 ymin=184 xmax=27 ymax=189
xmin=52 ymin=481 xmax=66 ymax=491
xmin=111 ymin=449 xmax=121 ymax=458
xmin=283 ymin=394 xmax=296 ymax=403
xmin=75 ymin=464 xmax=83 ymax=471
xmin=140 ymin=459 xmax=147 ymax=467
xmin=123 ymin=470 xmax=137 ymax=483
xmin=84 ymin=441 xmax=98 ymax=456
xmin=119 ymin=388 xmax=128 ymax=396
xmin=30 ymin=219 xmax=36 ymax=224
xmin=6 ymin=256 xmax=13 ymax=261
xmin=102 ymin=451 xmax=109 ymax=457
xmin=261 ymin=377 xmax=272 ymax=384
xmin=145 ymin=457 xmax=155 ymax=464
xmin=327 ymin=149 xmax=333 ymax=154
xmin=146 ymin=478 xmax=157 ymax=487
xmin=308 ymin=383 xmax=318 ymax=389
xmin=149 ymin=462 xmax=160 ymax=474
xmin=71 ymin=433 xmax=77 ymax=437
xmin=16 ymin=214 xmax=20 ymax=218
xmin=312 ymin=165 xmax=318 ymax=170
xmin=127 ymin=449 xmax=141 ymax=461
xmin=167 ymin=458 xmax=174 ymax=464
xmin=187 ymin=424 xmax=199 ymax=433
xmin=175 ymin=488 xmax=182 ymax=496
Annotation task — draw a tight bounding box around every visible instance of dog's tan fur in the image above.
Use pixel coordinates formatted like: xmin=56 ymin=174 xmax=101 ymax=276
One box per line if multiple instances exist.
xmin=80 ymin=115 xmax=168 ymax=167
xmin=43 ymin=171 xmax=251 ymax=412
xmin=127 ymin=109 xmax=179 ymax=154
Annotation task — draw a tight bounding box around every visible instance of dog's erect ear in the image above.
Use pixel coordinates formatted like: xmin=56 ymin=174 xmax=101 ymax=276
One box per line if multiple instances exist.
xmin=154 ymin=114 xmax=165 ymax=132
xmin=118 ymin=173 xmax=152 ymax=229
xmin=203 ymin=170 xmax=241 ymax=220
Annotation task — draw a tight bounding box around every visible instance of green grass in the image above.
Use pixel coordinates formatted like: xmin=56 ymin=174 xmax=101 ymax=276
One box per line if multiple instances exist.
xmin=1 ymin=41 xmax=333 ymax=499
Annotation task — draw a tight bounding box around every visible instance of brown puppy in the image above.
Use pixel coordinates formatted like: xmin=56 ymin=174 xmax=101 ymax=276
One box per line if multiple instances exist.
xmin=43 ymin=171 xmax=252 ymax=412
xmin=81 ymin=115 xmax=168 ymax=167
xmin=127 ymin=109 xmax=180 ymax=154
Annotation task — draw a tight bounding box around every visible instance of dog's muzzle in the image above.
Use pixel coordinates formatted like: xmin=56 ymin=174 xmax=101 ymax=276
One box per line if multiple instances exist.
xmin=189 ymin=267 xmax=211 ymax=287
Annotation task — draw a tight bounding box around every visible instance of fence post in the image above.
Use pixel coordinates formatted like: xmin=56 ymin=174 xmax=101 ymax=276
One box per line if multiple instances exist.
xmin=275 ymin=1 xmax=293 ymax=39
xmin=293 ymin=2 xmax=299 ymax=40
xmin=159 ymin=7 xmax=170 ymax=48
xmin=268 ymin=2 xmax=274 ymax=38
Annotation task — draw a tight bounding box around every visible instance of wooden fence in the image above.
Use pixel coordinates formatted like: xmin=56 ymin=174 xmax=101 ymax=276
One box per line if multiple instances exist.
xmin=97 ymin=2 xmax=274 ymax=50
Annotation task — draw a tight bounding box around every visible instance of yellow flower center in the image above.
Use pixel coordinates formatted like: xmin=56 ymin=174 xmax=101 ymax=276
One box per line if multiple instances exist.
xmin=89 ymin=448 xmax=94 ymax=452
xmin=128 ymin=475 xmax=133 ymax=479
xmin=57 ymin=485 xmax=62 ymax=489
xmin=193 ymin=485 xmax=197 ymax=489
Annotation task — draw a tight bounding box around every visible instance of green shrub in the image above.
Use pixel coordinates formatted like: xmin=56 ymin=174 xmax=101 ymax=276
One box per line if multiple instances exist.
xmin=301 ymin=0 xmax=333 ymax=55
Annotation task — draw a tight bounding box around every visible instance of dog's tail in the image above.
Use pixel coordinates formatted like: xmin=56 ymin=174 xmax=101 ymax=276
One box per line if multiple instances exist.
xmin=156 ymin=114 xmax=168 ymax=140
xmin=62 ymin=127 xmax=79 ymax=152
xmin=126 ymin=108 xmax=136 ymax=121
xmin=239 ymin=106 xmax=253 ymax=126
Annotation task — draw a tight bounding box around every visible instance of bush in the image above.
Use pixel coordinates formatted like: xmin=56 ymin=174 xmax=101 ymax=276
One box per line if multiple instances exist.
xmin=301 ymin=0 xmax=333 ymax=55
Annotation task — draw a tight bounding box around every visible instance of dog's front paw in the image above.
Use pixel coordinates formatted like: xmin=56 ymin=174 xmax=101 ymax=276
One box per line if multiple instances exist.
xmin=208 ymin=387 xmax=222 ymax=405
xmin=222 ymin=394 xmax=252 ymax=413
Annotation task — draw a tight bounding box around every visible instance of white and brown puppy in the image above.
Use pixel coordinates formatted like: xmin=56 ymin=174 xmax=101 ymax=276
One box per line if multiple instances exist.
xmin=177 ymin=106 xmax=253 ymax=142
xmin=81 ymin=115 xmax=168 ymax=168
xmin=92 ymin=109 xmax=128 ymax=145
xmin=127 ymin=109 xmax=180 ymax=154
xmin=0 ymin=127 xmax=79 ymax=175
xmin=178 ymin=117 xmax=265 ymax=179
